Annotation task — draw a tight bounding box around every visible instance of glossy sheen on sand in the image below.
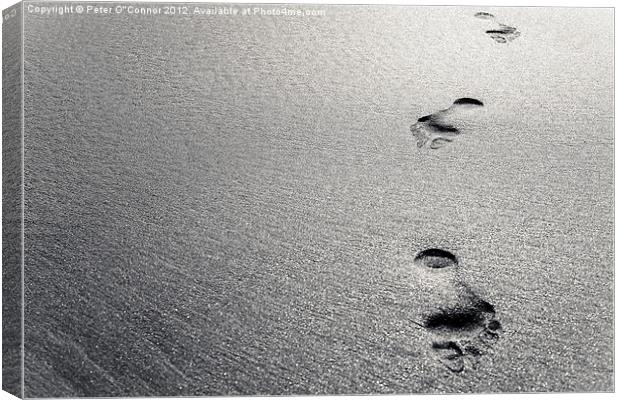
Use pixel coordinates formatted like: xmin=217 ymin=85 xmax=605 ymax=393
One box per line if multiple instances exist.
xmin=19 ymin=5 xmax=613 ymax=396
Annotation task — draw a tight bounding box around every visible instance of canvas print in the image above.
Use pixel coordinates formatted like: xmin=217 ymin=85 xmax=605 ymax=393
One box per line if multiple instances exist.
xmin=2 ymin=1 xmax=614 ymax=397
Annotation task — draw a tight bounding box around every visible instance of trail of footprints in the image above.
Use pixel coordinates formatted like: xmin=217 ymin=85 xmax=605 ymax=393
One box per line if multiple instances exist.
xmin=412 ymin=249 xmax=503 ymax=373
xmin=410 ymin=11 xmax=520 ymax=149
xmin=401 ymin=11 xmax=509 ymax=374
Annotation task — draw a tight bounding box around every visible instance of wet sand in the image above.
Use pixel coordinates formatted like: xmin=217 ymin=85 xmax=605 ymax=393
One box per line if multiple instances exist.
xmin=18 ymin=5 xmax=613 ymax=396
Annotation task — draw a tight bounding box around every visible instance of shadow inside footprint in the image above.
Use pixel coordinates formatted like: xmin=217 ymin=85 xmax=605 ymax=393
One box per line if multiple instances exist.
xmin=423 ymin=293 xmax=495 ymax=331
xmin=486 ymin=26 xmax=521 ymax=43
xmin=414 ymin=248 xmax=459 ymax=269
xmin=474 ymin=11 xmax=495 ymax=20
xmin=410 ymin=98 xmax=484 ymax=149
xmin=452 ymin=98 xmax=484 ymax=106
xmin=425 ymin=305 xmax=490 ymax=332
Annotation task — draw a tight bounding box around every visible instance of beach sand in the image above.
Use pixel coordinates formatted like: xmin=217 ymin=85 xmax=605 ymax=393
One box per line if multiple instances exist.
xmin=18 ymin=5 xmax=613 ymax=396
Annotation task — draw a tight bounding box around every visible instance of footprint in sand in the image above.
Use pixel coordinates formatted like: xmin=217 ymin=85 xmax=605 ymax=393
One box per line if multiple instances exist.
xmin=410 ymin=98 xmax=484 ymax=149
xmin=410 ymin=248 xmax=503 ymax=373
xmin=474 ymin=11 xmax=521 ymax=43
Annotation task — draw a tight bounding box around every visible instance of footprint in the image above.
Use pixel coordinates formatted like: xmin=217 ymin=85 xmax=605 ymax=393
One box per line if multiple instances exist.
xmin=411 ymin=248 xmax=503 ymax=373
xmin=410 ymin=98 xmax=484 ymax=149
xmin=474 ymin=11 xmax=521 ymax=43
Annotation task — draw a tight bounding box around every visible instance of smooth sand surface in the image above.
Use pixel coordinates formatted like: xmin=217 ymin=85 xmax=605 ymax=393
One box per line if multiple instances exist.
xmin=19 ymin=5 xmax=613 ymax=396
